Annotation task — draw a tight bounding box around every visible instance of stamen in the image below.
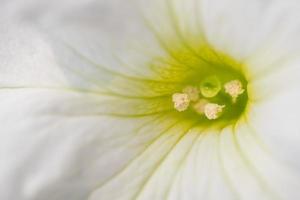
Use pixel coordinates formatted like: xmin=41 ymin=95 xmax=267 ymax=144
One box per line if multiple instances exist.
xmin=182 ymin=86 xmax=199 ymax=102
xmin=224 ymin=80 xmax=245 ymax=103
xmin=200 ymin=76 xmax=221 ymax=98
xmin=172 ymin=93 xmax=190 ymax=112
xmin=204 ymin=103 xmax=225 ymax=120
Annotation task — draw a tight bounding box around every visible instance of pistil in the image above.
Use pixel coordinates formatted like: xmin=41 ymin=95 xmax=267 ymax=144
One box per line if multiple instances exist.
xmin=200 ymin=76 xmax=221 ymax=98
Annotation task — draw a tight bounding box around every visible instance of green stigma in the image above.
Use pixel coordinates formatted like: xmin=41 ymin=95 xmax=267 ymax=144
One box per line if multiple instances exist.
xmin=200 ymin=75 xmax=222 ymax=98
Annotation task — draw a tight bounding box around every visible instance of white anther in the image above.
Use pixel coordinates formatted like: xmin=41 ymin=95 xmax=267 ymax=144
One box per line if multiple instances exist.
xmin=224 ymin=80 xmax=245 ymax=103
xmin=172 ymin=93 xmax=190 ymax=112
xmin=204 ymin=103 xmax=225 ymax=120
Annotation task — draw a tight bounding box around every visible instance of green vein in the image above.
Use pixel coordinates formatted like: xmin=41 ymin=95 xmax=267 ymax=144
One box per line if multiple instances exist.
xmin=87 ymin=118 xmax=183 ymax=200
xmin=133 ymin=121 xmax=200 ymax=200
xmin=232 ymin=126 xmax=280 ymax=200
xmin=164 ymin=128 xmax=206 ymax=199
xmin=64 ymin=42 xmax=184 ymax=85
xmin=0 ymin=86 xmax=172 ymax=100
xmin=218 ymin=127 xmax=243 ymax=200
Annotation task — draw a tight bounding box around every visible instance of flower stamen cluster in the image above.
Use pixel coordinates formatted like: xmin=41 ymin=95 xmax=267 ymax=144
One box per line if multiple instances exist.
xmin=172 ymin=76 xmax=246 ymax=121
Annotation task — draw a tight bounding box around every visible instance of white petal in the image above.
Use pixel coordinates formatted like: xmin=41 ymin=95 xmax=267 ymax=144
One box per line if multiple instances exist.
xmin=200 ymin=0 xmax=300 ymax=60
xmin=243 ymin=56 xmax=300 ymax=199
xmin=88 ymin=122 xmax=196 ymax=200
xmin=89 ymin=129 xmax=237 ymax=200
xmin=234 ymin=120 xmax=300 ymax=199
xmin=219 ymin=127 xmax=268 ymax=200
xmin=0 ymin=23 xmax=67 ymax=87
xmin=248 ymin=80 xmax=300 ymax=170
xmin=0 ymin=22 xmax=171 ymax=199
xmin=1 ymin=0 xmax=169 ymax=81
xmin=0 ymin=87 xmax=178 ymax=199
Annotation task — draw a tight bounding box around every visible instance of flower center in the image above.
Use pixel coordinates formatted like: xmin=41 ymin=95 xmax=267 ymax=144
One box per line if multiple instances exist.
xmin=157 ymin=45 xmax=249 ymax=128
xmin=172 ymin=77 xmax=246 ymax=121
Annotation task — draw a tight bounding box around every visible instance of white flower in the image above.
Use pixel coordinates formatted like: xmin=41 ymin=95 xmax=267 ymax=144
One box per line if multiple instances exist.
xmin=1 ymin=0 xmax=300 ymax=200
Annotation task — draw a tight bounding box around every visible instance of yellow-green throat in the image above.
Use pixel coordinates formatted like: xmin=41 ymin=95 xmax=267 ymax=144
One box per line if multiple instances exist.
xmin=151 ymin=44 xmax=248 ymax=129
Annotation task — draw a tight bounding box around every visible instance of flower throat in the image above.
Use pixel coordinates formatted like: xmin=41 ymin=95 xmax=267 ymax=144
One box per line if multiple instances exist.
xmin=155 ymin=45 xmax=249 ymax=128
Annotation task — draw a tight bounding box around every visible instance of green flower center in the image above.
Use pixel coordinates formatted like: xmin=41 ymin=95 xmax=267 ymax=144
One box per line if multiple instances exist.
xmin=152 ymin=45 xmax=248 ymax=129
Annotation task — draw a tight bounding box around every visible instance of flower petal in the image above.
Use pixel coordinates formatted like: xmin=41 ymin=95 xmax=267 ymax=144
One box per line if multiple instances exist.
xmin=0 ymin=23 xmax=67 ymax=87
xmin=248 ymin=77 xmax=300 ymax=170
xmin=0 ymin=22 xmax=172 ymax=199
xmin=0 ymin=89 xmax=174 ymax=199
xmin=234 ymin=120 xmax=300 ymax=199
xmin=243 ymin=60 xmax=300 ymax=199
